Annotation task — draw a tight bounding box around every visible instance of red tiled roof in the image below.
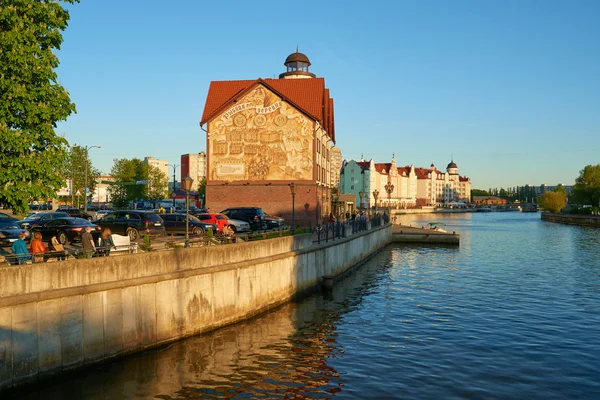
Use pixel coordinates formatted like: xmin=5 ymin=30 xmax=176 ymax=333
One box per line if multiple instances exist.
xmin=201 ymin=78 xmax=335 ymax=142
xmin=374 ymin=163 xmax=391 ymax=174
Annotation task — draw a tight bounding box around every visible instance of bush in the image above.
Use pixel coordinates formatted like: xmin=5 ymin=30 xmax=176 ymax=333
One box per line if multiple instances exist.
xmin=139 ymin=235 xmax=153 ymax=252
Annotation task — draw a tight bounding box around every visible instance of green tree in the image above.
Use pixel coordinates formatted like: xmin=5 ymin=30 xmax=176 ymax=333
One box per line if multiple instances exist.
xmin=539 ymin=189 xmax=567 ymax=213
xmin=143 ymin=163 xmax=168 ymax=200
xmin=64 ymin=146 xmax=100 ymax=207
xmin=108 ymin=158 xmax=169 ymax=207
xmin=0 ymin=0 xmax=79 ymax=214
xmin=108 ymin=158 xmax=143 ymax=208
xmin=572 ymin=164 xmax=600 ymax=206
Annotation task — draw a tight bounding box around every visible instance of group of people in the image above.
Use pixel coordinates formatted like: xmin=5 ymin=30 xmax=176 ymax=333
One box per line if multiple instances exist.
xmin=9 ymin=227 xmax=117 ymax=265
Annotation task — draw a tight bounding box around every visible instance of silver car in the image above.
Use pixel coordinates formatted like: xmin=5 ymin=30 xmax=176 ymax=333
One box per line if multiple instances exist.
xmin=223 ymin=216 xmax=251 ymax=233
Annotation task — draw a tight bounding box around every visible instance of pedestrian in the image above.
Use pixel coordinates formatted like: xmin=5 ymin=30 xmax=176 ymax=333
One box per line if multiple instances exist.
xmin=29 ymin=231 xmax=47 ymax=263
xmin=99 ymin=228 xmax=116 ymax=257
xmin=329 ymin=213 xmax=335 ymax=223
xmin=81 ymin=226 xmax=96 ymax=258
xmin=11 ymin=232 xmax=31 ymax=265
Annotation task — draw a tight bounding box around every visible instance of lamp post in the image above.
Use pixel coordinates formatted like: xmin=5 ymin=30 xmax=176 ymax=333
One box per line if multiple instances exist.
xmin=289 ymin=183 xmax=296 ymax=234
xmin=385 ymin=182 xmax=394 ymax=219
xmin=168 ymin=164 xmax=180 ymax=208
xmin=372 ymin=189 xmax=379 ymax=214
xmin=82 ymin=145 xmax=101 ymax=213
xmin=182 ymin=175 xmax=194 ymax=248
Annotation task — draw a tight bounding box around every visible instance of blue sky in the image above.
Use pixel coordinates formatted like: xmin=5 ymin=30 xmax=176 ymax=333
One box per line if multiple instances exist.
xmin=56 ymin=0 xmax=599 ymax=190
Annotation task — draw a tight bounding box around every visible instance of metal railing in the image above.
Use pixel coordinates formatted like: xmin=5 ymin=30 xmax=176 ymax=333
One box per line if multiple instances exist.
xmin=1 ymin=216 xmax=392 ymax=266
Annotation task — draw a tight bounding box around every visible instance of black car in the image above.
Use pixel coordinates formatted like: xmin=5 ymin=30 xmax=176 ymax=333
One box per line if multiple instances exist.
xmin=0 ymin=221 xmax=31 ymax=246
xmin=61 ymin=208 xmax=94 ymax=221
xmin=96 ymin=210 xmax=165 ymax=241
xmin=220 ymin=207 xmax=267 ymax=231
xmin=17 ymin=211 xmax=69 ymax=230
xmin=0 ymin=212 xmax=19 ymax=223
xmin=265 ymin=213 xmax=285 ymax=229
xmin=31 ymin=217 xmax=101 ymax=245
xmin=159 ymin=213 xmax=217 ymax=236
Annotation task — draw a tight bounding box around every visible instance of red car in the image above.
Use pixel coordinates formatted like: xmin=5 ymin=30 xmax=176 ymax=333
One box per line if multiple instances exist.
xmin=194 ymin=213 xmax=229 ymax=233
xmin=194 ymin=213 xmax=251 ymax=233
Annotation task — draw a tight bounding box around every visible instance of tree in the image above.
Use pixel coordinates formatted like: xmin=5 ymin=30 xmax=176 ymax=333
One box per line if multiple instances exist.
xmin=539 ymin=189 xmax=567 ymax=214
xmin=108 ymin=158 xmax=168 ymax=207
xmin=572 ymin=164 xmax=600 ymax=206
xmin=0 ymin=0 xmax=79 ymax=214
xmin=64 ymin=146 xmax=100 ymax=207
xmin=108 ymin=159 xmax=144 ymax=208
xmin=143 ymin=163 xmax=168 ymax=201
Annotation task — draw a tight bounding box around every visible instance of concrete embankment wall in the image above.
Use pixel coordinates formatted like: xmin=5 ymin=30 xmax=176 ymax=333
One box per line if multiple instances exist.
xmin=0 ymin=226 xmax=391 ymax=390
xmin=541 ymin=212 xmax=600 ymax=227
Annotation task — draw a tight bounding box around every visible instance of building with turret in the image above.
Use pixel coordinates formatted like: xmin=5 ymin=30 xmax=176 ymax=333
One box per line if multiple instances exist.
xmin=200 ymin=50 xmax=337 ymax=225
xmin=340 ymin=156 xmax=471 ymax=210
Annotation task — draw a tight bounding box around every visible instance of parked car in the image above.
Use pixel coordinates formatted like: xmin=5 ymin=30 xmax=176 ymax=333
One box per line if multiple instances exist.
xmin=0 ymin=212 xmax=19 ymax=222
xmin=31 ymin=217 xmax=101 ymax=245
xmin=0 ymin=221 xmax=31 ymax=246
xmin=265 ymin=213 xmax=285 ymax=229
xmin=95 ymin=210 xmax=110 ymax=220
xmin=96 ymin=210 xmax=165 ymax=241
xmin=220 ymin=207 xmax=267 ymax=231
xmin=61 ymin=208 xmax=94 ymax=221
xmin=159 ymin=213 xmax=217 ymax=235
xmin=194 ymin=213 xmax=251 ymax=233
xmin=17 ymin=211 xmax=69 ymax=230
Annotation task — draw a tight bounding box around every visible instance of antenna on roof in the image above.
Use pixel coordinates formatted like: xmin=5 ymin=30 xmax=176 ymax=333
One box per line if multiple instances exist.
xmin=296 ymin=45 xmax=299 ymax=53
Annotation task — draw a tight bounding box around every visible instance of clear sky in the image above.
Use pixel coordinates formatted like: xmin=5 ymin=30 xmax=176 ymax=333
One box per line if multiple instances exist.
xmin=55 ymin=0 xmax=599 ymax=190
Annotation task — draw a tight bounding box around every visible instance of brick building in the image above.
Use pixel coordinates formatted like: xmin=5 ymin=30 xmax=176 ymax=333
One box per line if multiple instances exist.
xmin=200 ymin=51 xmax=336 ymax=226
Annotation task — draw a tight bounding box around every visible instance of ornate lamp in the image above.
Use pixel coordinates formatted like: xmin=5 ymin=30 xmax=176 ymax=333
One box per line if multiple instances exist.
xmin=182 ymin=175 xmax=194 ymax=247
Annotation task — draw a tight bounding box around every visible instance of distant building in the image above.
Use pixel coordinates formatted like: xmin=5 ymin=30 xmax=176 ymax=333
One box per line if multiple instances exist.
xmin=472 ymin=196 xmax=507 ymax=205
xmin=181 ymin=152 xmax=207 ymax=191
xmin=340 ymin=156 xmax=471 ymax=209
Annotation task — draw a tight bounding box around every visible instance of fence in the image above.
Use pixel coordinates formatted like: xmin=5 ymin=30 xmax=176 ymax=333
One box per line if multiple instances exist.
xmin=1 ymin=216 xmax=390 ymax=267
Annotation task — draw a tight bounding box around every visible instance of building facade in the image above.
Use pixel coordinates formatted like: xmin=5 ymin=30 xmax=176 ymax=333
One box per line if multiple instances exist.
xmin=340 ymin=157 xmax=471 ymax=210
xmin=200 ymin=51 xmax=337 ymax=225
xmin=181 ymin=152 xmax=207 ymax=191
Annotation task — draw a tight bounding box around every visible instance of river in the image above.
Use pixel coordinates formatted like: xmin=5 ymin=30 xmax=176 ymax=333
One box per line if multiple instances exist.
xmin=8 ymin=212 xmax=600 ymax=399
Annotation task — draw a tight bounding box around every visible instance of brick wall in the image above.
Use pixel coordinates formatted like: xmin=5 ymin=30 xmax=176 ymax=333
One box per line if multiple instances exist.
xmin=206 ymin=183 xmax=332 ymax=228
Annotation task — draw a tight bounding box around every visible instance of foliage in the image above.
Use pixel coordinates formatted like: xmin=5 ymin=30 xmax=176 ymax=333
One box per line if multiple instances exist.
xmin=139 ymin=234 xmax=153 ymax=252
xmin=471 ymin=189 xmax=490 ymax=198
xmin=197 ymin=177 xmax=206 ymax=206
xmin=143 ymin=163 xmax=169 ymax=200
xmin=107 ymin=158 xmax=168 ymax=207
xmin=572 ymin=164 xmax=600 ymax=206
xmin=64 ymin=146 xmax=100 ymax=207
xmin=539 ymin=190 xmax=567 ymax=213
xmin=0 ymin=0 xmax=79 ymax=214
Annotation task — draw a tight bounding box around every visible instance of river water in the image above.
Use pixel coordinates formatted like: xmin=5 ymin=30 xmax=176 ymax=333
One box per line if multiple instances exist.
xmin=10 ymin=212 xmax=600 ymax=399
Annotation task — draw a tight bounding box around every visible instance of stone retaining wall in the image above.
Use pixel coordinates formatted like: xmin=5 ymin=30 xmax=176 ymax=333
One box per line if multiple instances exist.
xmin=0 ymin=226 xmax=391 ymax=390
xmin=541 ymin=212 xmax=600 ymax=227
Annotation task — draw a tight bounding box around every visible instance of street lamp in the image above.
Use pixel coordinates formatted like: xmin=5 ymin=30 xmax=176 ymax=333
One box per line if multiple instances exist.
xmin=372 ymin=189 xmax=379 ymax=214
xmin=289 ymin=183 xmax=296 ymax=234
xmin=81 ymin=145 xmax=101 ymax=213
xmin=385 ymin=181 xmax=394 ymax=218
xmin=168 ymin=164 xmax=180 ymax=208
xmin=182 ymin=175 xmax=194 ymax=248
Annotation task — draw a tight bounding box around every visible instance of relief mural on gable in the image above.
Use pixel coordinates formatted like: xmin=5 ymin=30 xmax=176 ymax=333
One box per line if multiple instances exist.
xmin=208 ymin=85 xmax=313 ymax=182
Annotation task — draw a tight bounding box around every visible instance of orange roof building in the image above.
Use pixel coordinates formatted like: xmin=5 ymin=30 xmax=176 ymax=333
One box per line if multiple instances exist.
xmin=199 ymin=51 xmax=337 ymax=226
